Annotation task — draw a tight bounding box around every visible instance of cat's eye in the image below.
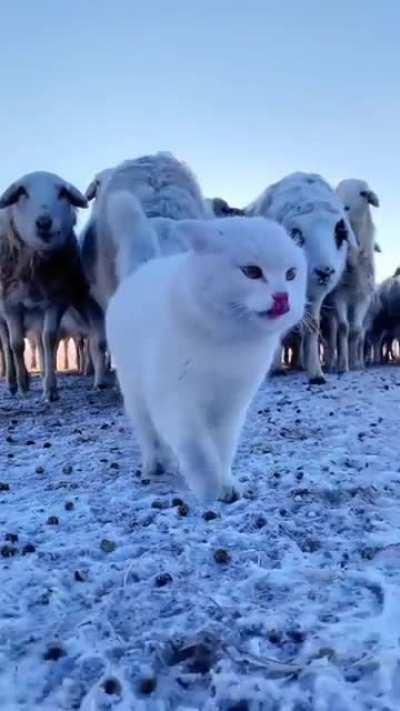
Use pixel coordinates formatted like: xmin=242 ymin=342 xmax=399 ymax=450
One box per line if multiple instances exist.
xmin=286 ymin=268 xmax=297 ymax=281
xmin=290 ymin=228 xmax=305 ymax=247
xmin=240 ymin=265 xmax=263 ymax=279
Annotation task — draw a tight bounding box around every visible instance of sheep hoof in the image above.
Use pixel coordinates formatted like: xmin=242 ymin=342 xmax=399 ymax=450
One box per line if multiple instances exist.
xmin=94 ymin=382 xmax=110 ymax=391
xmin=309 ymin=376 xmax=326 ymax=385
xmin=270 ymin=368 xmax=287 ymax=377
xmin=8 ymin=383 xmax=18 ymax=396
xmin=44 ymin=390 xmax=59 ymax=403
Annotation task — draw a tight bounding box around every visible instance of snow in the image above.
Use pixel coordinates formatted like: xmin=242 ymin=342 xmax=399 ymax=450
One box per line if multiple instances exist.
xmin=1 ymin=368 xmax=400 ymax=710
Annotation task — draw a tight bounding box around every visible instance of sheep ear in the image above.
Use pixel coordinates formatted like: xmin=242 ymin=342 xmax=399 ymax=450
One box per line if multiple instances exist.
xmin=360 ymin=189 xmax=380 ymax=207
xmin=61 ymin=182 xmax=88 ymax=208
xmin=0 ymin=182 xmax=26 ymax=208
xmin=174 ymin=219 xmax=222 ymax=254
xmin=374 ymin=242 xmax=382 ymax=253
xmin=85 ymin=178 xmax=99 ymax=201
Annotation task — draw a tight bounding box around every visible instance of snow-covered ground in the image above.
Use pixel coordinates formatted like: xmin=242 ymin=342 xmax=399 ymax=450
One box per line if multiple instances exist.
xmin=1 ymin=368 xmax=400 ymax=711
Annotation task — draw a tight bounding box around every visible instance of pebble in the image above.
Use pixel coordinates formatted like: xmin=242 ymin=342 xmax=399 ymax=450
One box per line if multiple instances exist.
xmin=155 ymin=572 xmax=173 ymax=587
xmin=43 ymin=645 xmax=66 ymax=661
xmin=203 ymin=510 xmax=218 ymax=521
xmin=100 ymin=539 xmax=117 ymax=553
xmin=22 ymin=543 xmax=36 ymax=555
xmin=1 ymin=544 xmax=18 ymax=557
xmin=137 ymin=676 xmax=157 ymax=695
xmin=151 ymin=499 xmax=170 ymax=510
xmin=214 ymin=548 xmax=231 ymax=564
xmin=103 ymin=677 xmax=121 ymax=695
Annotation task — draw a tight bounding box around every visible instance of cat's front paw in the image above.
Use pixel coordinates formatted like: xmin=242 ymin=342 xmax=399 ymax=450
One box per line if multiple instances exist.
xmin=143 ymin=462 xmax=166 ymax=480
xmin=218 ymin=483 xmax=241 ymax=504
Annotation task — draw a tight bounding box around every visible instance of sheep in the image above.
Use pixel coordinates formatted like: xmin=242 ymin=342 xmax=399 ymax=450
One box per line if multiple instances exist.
xmin=247 ymin=172 xmax=357 ymax=383
xmin=365 ymin=268 xmax=400 ymax=364
xmin=208 ymin=197 xmax=245 ymax=217
xmin=0 ymin=171 xmax=107 ymax=400
xmin=81 ymin=152 xmax=210 ymax=309
xmin=323 ymin=179 xmax=380 ymax=372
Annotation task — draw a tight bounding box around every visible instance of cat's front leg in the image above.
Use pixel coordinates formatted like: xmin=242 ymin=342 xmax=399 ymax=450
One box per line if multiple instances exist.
xmin=212 ymin=418 xmax=242 ymax=503
xmin=217 ymin=475 xmax=240 ymax=504
xmin=176 ymin=436 xmax=223 ymax=502
xmin=125 ymin=398 xmax=172 ymax=479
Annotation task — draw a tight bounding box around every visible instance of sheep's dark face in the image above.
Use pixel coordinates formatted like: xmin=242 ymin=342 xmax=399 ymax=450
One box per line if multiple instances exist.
xmin=0 ymin=171 xmax=87 ymax=252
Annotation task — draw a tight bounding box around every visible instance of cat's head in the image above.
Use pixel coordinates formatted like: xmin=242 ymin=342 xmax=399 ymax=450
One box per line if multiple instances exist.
xmin=174 ymin=216 xmax=307 ymax=339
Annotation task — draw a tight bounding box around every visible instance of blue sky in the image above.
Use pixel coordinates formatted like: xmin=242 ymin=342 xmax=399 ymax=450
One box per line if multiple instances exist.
xmin=0 ymin=1 xmax=398 ymax=279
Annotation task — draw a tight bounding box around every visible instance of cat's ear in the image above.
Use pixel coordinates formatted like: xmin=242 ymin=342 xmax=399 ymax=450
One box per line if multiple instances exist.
xmin=174 ymin=219 xmax=223 ymax=254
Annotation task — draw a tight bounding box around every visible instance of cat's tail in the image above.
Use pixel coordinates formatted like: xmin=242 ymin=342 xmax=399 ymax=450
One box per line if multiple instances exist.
xmin=107 ymin=190 xmax=160 ymax=282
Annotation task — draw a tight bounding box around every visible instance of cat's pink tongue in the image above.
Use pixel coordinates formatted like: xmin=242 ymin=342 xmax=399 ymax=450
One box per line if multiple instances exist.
xmin=267 ymin=292 xmax=290 ymax=319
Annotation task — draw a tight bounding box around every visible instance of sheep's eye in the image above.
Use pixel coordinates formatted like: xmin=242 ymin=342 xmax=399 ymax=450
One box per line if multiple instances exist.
xmin=344 ymin=205 xmax=350 ymax=211
xmin=335 ymin=219 xmax=348 ymax=248
xmin=286 ymin=268 xmax=297 ymax=281
xmin=240 ymin=265 xmax=263 ymax=279
xmin=290 ymin=227 xmax=305 ymax=247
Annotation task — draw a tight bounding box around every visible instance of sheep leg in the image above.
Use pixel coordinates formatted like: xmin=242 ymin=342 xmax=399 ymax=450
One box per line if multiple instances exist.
xmin=62 ymin=338 xmax=70 ymax=371
xmin=0 ymin=320 xmax=17 ymax=394
xmin=82 ymin=299 xmax=108 ymax=389
xmin=303 ymin=300 xmax=325 ymax=384
xmin=373 ymin=332 xmax=386 ymax=364
xmin=0 ymin=343 xmax=3 ymax=378
xmin=324 ymin=314 xmax=338 ymax=372
xmin=74 ymin=336 xmax=84 ymax=373
xmin=42 ymin=306 xmax=64 ymax=401
xmin=83 ymin=339 xmax=94 ymax=375
xmin=349 ymin=299 xmax=370 ymax=370
xmin=37 ymin=338 xmax=44 ymax=373
xmin=270 ymin=342 xmax=285 ymax=375
xmin=291 ymin=335 xmax=302 ymax=370
xmin=30 ymin=339 xmax=38 ymax=370
xmin=6 ymin=310 xmax=29 ymax=394
xmin=335 ymin=299 xmax=349 ymax=373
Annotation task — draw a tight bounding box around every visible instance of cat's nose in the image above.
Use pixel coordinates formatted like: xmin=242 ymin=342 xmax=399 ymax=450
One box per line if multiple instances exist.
xmin=268 ymin=291 xmax=290 ymax=318
xmin=273 ymin=291 xmax=289 ymax=308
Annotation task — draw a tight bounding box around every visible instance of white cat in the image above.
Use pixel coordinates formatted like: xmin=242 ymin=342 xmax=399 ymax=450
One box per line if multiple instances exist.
xmin=106 ymin=195 xmax=307 ymax=502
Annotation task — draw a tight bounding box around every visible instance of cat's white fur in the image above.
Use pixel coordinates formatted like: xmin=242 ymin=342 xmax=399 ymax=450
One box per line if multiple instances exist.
xmin=107 ymin=198 xmax=307 ymax=502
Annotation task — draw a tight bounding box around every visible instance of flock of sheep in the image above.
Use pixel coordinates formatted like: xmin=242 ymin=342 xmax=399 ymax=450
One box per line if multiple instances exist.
xmin=0 ymin=151 xmax=398 ymax=402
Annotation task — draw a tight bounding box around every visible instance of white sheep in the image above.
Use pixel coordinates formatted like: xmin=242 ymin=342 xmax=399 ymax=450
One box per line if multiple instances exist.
xmin=0 ymin=171 xmax=106 ymax=400
xmin=324 ymin=179 xmax=380 ymax=371
xmin=247 ymin=172 xmax=357 ymax=383
xmin=365 ymin=268 xmax=400 ymax=364
xmin=81 ymin=152 xmax=210 ymax=309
